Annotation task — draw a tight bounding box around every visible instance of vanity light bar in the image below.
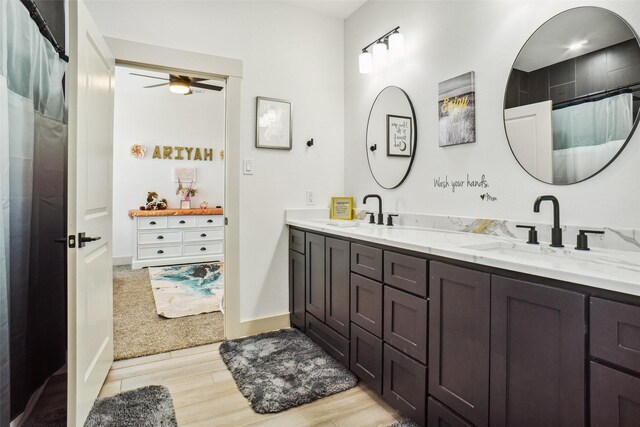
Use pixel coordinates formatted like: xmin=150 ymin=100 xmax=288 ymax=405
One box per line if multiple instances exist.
xmin=359 ymin=26 xmax=403 ymax=74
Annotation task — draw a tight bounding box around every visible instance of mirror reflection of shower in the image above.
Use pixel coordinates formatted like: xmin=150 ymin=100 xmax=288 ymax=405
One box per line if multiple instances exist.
xmin=504 ymin=7 xmax=640 ymax=185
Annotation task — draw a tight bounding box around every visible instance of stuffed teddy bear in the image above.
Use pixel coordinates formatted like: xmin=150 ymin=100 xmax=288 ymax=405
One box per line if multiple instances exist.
xmin=141 ymin=191 xmax=168 ymax=210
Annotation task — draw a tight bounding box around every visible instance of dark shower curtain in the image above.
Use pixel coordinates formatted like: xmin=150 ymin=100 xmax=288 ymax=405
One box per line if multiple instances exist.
xmin=0 ymin=0 xmax=68 ymax=423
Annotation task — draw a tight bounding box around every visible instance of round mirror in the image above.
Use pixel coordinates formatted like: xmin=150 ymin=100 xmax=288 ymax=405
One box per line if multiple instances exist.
xmin=504 ymin=7 xmax=640 ymax=185
xmin=366 ymin=86 xmax=417 ymax=189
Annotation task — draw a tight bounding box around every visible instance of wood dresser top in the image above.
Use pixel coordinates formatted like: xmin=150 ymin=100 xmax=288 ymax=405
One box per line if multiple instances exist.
xmin=128 ymin=208 xmax=224 ymax=218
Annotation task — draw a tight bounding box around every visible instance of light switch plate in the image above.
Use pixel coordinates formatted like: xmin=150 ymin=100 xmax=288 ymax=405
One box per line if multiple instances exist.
xmin=243 ymin=158 xmax=254 ymax=175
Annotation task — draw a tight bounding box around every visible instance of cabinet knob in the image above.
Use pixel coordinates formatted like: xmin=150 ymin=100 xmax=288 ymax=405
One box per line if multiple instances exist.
xmin=157 ymin=235 xmax=164 ymax=240
xmin=200 ymin=247 xmax=207 ymax=251
xmin=157 ymin=250 xmax=164 ymax=254
xmin=201 ymin=233 xmax=207 ymax=237
xmin=179 ymin=220 xmax=186 ymax=224
xmin=150 ymin=221 xmax=156 ymax=225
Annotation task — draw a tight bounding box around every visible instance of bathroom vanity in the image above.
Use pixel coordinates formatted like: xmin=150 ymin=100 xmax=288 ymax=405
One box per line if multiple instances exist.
xmin=286 ymin=217 xmax=640 ymax=427
xmin=129 ymin=208 xmax=224 ymax=269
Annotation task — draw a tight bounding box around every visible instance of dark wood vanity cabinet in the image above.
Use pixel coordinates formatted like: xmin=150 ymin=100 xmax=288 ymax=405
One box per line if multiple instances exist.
xmin=429 ymin=262 xmax=490 ymax=427
xmin=490 ymin=276 xmax=586 ymax=427
xmin=289 ymin=227 xmax=637 ymax=427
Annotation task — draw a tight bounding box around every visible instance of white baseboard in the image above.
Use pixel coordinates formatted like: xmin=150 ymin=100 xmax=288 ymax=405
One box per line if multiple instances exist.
xmin=113 ymin=256 xmax=132 ymax=266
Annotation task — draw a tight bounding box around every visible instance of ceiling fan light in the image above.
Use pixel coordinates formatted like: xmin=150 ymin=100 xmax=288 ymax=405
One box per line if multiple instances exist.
xmin=169 ymin=81 xmax=190 ymax=94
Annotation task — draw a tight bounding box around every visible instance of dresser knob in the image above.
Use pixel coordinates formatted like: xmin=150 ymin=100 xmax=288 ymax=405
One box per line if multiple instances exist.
xmin=150 ymin=221 xmax=156 ymax=225
xmin=157 ymin=250 xmax=164 ymax=254
xmin=201 ymin=233 xmax=207 ymax=238
xmin=179 ymin=220 xmax=186 ymax=224
xmin=157 ymin=235 xmax=164 ymax=240
xmin=200 ymin=247 xmax=206 ymax=251
xmin=207 ymin=219 xmax=213 ymax=223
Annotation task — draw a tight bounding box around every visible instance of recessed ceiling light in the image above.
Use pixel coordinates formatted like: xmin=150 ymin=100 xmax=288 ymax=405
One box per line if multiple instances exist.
xmin=569 ymin=40 xmax=588 ymax=50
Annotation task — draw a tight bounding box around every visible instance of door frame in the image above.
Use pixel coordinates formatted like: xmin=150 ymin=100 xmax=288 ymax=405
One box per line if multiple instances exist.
xmin=104 ymin=37 xmax=244 ymax=338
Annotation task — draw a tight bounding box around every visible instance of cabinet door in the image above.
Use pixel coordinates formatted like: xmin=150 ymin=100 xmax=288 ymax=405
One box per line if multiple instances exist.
xmin=591 ymin=361 xmax=640 ymax=427
xmin=427 ymin=397 xmax=473 ymax=427
xmin=490 ymin=276 xmax=586 ymax=427
xmin=429 ymin=262 xmax=490 ymax=427
xmin=305 ymin=233 xmax=325 ymax=321
xmin=289 ymin=250 xmax=305 ymax=331
xmin=325 ymin=238 xmax=350 ymax=338
xmin=383 ymin=344 xmax=427 ymax=426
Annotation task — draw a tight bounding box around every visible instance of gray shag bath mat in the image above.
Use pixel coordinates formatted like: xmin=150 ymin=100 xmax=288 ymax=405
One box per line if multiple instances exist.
xmin=219 ymin=328 xmax=358 ymax=413
xmin=389 ymin=420 xmax=421 ymax=427
xmin=84 ymin=385 xmax=177 ymax=427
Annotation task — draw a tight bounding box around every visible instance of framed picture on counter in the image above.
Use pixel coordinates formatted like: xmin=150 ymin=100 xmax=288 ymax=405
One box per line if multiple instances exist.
xmin=330 ymin=197 xmax=354 ymax=220
xmin=180 ymin=200 xmax=191 ymax=209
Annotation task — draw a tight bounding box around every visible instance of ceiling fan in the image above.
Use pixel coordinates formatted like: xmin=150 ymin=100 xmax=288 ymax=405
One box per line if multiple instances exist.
xmin=130 ymin=72 xmax=223 ymax=95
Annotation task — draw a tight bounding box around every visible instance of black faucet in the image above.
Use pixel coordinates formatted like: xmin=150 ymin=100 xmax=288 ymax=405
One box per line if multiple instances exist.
xmin=363 ymin=194 xmax=383 ymax=225
xmin=533 ymin=195 xmax=563 ymax=247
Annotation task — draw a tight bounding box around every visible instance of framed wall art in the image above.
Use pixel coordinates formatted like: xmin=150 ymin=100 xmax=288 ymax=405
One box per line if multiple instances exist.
xmin=256 ymin=96 xmax=292 ymax=150
xmin=438 ymin=71 xmax=476 ymax=147
xmin=330 ymin=197 xmax=354 ymax=220
xmin=387 ymin=114 xmax=412 ymax=157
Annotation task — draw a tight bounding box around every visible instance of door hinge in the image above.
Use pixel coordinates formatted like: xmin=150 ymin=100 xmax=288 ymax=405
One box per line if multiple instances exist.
xmin=225 ymin=217 xmax=228 ymax=225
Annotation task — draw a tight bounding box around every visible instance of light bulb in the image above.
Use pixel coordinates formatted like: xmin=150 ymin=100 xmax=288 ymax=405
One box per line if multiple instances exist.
xmin=359 ymin=51 xmax=373 ymax=74
xmin=389 ymin=32 xmax=404 ymax=57
xmin=372 ymin=41 xmax=388 ymax=69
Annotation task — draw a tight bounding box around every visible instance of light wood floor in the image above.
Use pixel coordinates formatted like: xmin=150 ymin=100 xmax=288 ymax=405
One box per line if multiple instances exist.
xmin=99 ymin=342 xmax=402 ymax=426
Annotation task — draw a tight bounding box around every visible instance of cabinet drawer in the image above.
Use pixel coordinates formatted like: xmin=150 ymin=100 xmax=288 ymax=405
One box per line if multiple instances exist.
xmin=305 ymin=314 xmax=349 ymax=367
xmin=351 ymin=243 xmax=382 ymax=281
xmin=137 ymin=217 xmax=168 ymax=229
xmin=591 ymin=298 xmax=640 ymax=374
xmin=350 ymin=323 xmax=383 ymax=393
xmin=289 ymin=229 xmax=305 ymax=254
xmin=384 ymin=251 xmax=428 ymax=297
xmin=384 ymin=286 xmax=428 ymax=364
xmin=351 ymin=273 xmax=383 ymax=338
xmin=138 ymin=231 xmax=182 ymax=245
xmin=138 ymin=245 xmax=181 ymax=259
xmin=183 ymin=242 xmax=223 ymax=256
xmin=184 ymin=228 xmax=223 ymax=242
xmin=383 ymin=344 xmax=427 ymax=427
xmin=428 ymin=397 xmax=473 ymax=427
xmin=168 ymin=216 xmax=197 ymax=228
xmin=591 ymin=361 xmax=640 ymax=427
xmin=198 ymin=215 xmax=224 ymax=227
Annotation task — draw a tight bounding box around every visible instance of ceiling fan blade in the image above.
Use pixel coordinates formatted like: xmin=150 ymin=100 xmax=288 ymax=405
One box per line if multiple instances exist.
xmin=183 ymin=89 xmax=194 ymax=96
xmin=144 ymin=83 xmax=169 ymax=89
xmin=130 ymin=72 xmax=169 ymax=81
xmin=179 ymin=75 xmax=207 ymax=83
xmin=189 ymin=82 xmax=224 ymax=91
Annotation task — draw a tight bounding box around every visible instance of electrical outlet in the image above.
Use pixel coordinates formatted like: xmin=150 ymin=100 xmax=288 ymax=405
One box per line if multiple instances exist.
xmin=243 ymin=158 xmax=254 ymax=175
xmin=306 ymin=190 xmax=315 ymax=205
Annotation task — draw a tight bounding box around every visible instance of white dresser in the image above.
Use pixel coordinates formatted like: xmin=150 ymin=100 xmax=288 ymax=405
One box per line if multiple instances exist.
xmin=131 ymin=213 xmax=224 ymax=269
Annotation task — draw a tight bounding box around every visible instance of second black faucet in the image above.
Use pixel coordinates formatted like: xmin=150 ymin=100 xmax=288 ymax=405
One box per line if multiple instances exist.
xmin=363 ymin=194 xmax=384 ymax=225
xmin=533 ymin=195 xmax=563 ymax=247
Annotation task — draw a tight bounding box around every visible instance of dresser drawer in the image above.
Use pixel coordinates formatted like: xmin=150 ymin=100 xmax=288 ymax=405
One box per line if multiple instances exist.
xmin=384 ymin=286 xmax=428 ymax=364
xmin=168 ymin=216 xmax=197 ymax=228
xmin=138 ymin=217 xmax=168 ymax=229
xmin=591 ymin=298 xmax=640 ymax=374
xmin=351 ymin=243 xmax=382 ymax=281
xmin=184 ymin=228 xmax=223 ymax=242
xmin=138 ymin=245 xmax=181 ymax=259
xmin=305 ymin=313 xmax=349 ymax=368
xmin=289 ymin=228 xmax=305 ymax=254
xmin=138 ymin=231 xmax=182 ymax=245
xmin=197 ymin=215 xmax=224 ymax=227
xmin=350 ymin=323 xmax=383 ymax=393
xmin=351 ymin=273 xmax=383 ymax=338
xmin=383 ymin=343 xmax=427 ymax=426
xmin=183 ymin=242 xmax=224 ymax=256
xmin=384 ymin=251 xmax=427 ymax=297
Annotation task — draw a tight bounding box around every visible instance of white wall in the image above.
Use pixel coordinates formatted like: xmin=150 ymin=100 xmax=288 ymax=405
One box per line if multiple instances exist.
xmin=112 ymin=66 xmax=225 ymax=259
xmin=345 ymin=1 xmax=640 ymax=230
xmin=87 ymin=1 xmax=345 ymax=321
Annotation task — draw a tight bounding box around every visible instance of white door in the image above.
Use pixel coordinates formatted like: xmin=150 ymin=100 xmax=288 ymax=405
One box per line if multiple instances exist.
xmin=504 ymin=100 xmax=553 ymax=182
xmin=67 ymin=1 xmax=115 ymax=425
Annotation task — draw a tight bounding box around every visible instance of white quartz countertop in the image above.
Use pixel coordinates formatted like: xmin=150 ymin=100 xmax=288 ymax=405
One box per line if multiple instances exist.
xmin=286 ymin=217 xmax=640 ymax=297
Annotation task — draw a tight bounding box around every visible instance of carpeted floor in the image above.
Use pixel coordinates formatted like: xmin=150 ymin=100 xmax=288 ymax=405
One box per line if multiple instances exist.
xmin=113 ymin=265 xmax=225 ymax=360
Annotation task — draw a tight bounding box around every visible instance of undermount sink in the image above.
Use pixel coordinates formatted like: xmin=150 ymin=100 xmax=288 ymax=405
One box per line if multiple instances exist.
xmin=461 ymin=241 xmax=593 ymax=263
xmin=325 ymin=220 xmax=360 ymax=228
